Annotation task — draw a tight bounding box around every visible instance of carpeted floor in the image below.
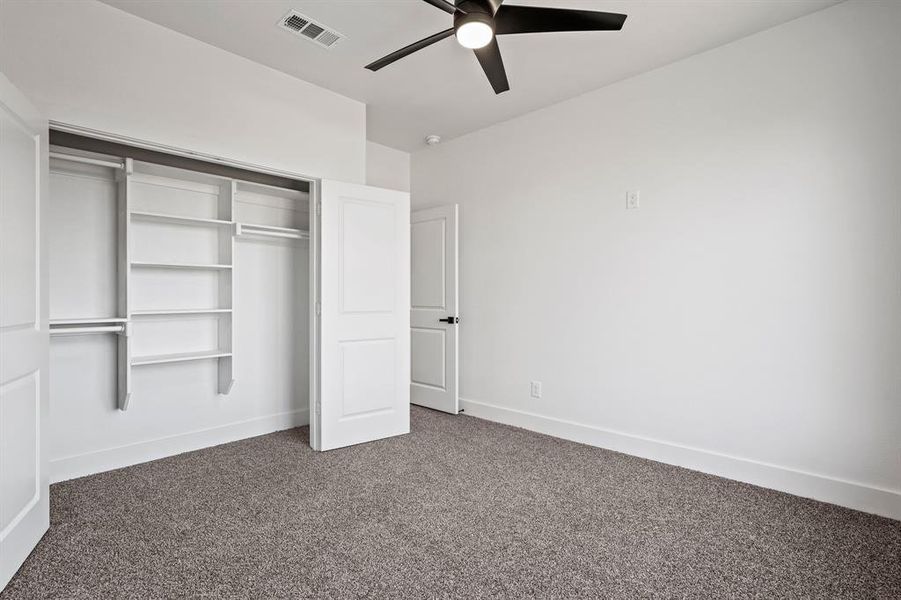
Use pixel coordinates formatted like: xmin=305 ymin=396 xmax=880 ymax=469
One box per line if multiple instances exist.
xmin=2 ymin=407 xmax=899 ymax=599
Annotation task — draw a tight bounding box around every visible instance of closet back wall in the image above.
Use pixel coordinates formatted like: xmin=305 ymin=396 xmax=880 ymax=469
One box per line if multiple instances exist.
xmin=0 ymin=0 xmax=365 ymax=183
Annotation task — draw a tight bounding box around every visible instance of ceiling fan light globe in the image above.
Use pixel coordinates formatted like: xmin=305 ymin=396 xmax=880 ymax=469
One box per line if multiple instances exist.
xmin=456 ymin=21 xmax=494 ymax=49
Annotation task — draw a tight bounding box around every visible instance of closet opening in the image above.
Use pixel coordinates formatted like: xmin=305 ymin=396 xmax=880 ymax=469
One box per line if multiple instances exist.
xmin=47 ymin=130 xmax=315 ymax=480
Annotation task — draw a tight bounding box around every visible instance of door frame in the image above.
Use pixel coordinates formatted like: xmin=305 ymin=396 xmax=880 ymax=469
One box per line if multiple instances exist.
xmin=44 ymin=122 xmax=323 ymax=446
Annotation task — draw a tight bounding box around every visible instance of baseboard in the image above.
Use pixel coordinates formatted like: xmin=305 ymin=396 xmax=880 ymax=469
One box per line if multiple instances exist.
xmin=461 ymin=398 xmax=901 ymax=521
xmin=51 ymin=409 xmax=309 ymax=483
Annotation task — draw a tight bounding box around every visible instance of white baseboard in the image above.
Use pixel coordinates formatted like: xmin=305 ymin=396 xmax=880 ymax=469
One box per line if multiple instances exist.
xmin=51 ymin=409 xmax=309 ymax=484
xmin=461 ymin=398 xmax=901 ymax=521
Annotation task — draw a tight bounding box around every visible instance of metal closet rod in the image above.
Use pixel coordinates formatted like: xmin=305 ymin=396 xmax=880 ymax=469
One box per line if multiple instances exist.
xmin=238 ymin=227 xmax=309 ymax=240
xmin=49 ymin=151 xmax=124 ymax=170
xmin=50 ymin=324 xmax=126 ymax=336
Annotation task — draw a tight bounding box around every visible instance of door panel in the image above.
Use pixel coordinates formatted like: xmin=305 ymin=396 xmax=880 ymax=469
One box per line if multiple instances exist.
xmin=0 ymin=374 xmax=39 ymax=530
xmin=410 ymin=205 xmax=459 ymax=414
xmin=341 ymin=199 xmax=396 ymax=313
xmin=411 ymin=218 xmax=445 ymax=308
xmin=314 ymin=180 xmax=410 ymax=451
xmin=0 ymin=71 xmax=49 ymax=592
xmin=411 ymin=328 xmax=446 ymax=388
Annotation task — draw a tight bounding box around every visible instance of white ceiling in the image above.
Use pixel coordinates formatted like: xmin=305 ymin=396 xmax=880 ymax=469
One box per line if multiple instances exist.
xmin=101 ymin=0 xmax=840 ymax=152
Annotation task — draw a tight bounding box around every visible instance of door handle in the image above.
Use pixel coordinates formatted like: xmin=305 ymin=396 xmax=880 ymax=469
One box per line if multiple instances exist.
xmin=438 ymin=316 xmax=459 ymax=324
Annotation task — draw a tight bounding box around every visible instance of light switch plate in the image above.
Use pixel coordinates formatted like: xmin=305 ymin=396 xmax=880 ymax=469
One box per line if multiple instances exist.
xmin=627 ymin=190 xmax=640 ymax=209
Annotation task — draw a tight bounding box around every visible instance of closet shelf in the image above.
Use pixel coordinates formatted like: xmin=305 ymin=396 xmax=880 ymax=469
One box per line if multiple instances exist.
xmin=131 ymin=261 xmax=233 ymax=271
xmin=131 ymin=211 xmax=232 ymax=228
xmin=131 ymin=309 xmax=232 ymax=316
xmin=131 ymin=350 xmax=232 ymax=367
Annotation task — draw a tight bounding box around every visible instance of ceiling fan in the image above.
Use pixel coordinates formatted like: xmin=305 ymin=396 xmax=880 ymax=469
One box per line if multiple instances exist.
xmin=365 ymin=0 xmax=627 ymax=94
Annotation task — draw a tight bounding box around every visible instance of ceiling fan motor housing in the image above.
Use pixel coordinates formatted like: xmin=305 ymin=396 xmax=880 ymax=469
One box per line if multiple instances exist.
xmin=454 ymin=10 xmax=495 ymax=34
xmin=455 ymin=0 xmax=502 ymax=16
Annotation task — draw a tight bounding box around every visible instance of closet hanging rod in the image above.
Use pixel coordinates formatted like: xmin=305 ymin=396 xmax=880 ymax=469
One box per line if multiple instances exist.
xmin=49 ymin=151 xmax=124 ymax=170
xmin=50 ymin=325 xmax=126 ymax=336
xmin=50 ymin=317 xmax=128 ymax=326
xmin=236 ymin=224 xmax=309 ymax=240
xmin=240 ymin=229 xmax=308 ymax=240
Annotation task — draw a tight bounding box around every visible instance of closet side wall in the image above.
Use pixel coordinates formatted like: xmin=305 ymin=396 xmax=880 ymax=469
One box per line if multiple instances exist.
xmin=0 ymin=0 xmax=365 ymax=183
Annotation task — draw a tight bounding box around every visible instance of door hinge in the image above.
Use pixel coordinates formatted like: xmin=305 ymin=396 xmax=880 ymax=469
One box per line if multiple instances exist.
xmin=316 ymin=202 xmax=321 ymax=216
xmin=315 ymin=302 xmax=321 ymax=316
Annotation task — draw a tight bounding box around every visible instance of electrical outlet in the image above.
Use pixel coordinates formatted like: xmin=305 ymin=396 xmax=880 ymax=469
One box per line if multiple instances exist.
xmin=530 ymin=381 xmax=542 ymax=399
xmin=626 ymin=190 xmax=640 ymax=210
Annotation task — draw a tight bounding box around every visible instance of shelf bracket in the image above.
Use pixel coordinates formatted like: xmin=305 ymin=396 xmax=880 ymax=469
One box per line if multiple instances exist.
xmin=117 ymin=320 xmax=132 ymax=411
xmin=117 ymin=160 xmax=133 ymax=412
xmin=219 ymin=378 xmax=235 ymax=395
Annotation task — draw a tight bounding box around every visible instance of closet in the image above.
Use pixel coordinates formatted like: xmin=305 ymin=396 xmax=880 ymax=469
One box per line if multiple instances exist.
xmin=48 ymin=139 xmax=310 ymax=475
xmin=41 ymin=128 xmax=410 ymax=481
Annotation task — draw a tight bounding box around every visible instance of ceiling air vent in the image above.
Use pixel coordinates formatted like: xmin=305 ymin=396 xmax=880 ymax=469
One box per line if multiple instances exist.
xmin=278 ymin=10 xmax=344 ymax=49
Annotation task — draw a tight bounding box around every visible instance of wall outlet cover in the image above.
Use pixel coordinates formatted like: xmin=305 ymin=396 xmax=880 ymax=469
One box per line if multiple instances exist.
xmin=530 ymin=381 xmax=542 ymax=399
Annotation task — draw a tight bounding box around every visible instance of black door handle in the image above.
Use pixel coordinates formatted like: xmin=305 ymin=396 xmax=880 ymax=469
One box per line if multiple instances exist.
xmin=438 ymin=316 xmax=459 ymax=324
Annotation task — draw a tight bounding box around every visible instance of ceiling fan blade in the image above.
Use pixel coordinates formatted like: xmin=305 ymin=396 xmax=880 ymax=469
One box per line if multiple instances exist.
xmin=421 ymin=0 xmax=458 ymax=15
xmin=473 ymin=38 xmax=510 ymax=94
xmin=365 ymin=28 xmax=455 ymax=71
xmin=494 ymin=5 xmax=626 ymax=35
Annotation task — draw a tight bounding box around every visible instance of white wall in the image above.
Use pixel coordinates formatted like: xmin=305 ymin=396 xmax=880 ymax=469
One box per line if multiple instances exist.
xmin=366 ymin=141 xmax=411 ymax=192
xmin=0 ymin=0 xmax=365 ymax=183
xmin=412 ymin=0 xmax=901 ymax=519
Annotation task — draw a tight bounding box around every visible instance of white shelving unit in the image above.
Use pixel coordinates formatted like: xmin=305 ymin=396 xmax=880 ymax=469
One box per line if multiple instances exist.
xmin=50 ymin=149 xmax=309 ymax=412
xmin=125 ymin=166 xmax=237 ymax=402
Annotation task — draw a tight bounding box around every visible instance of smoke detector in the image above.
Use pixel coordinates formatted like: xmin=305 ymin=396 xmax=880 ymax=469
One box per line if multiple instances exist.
xmin=425 ymin=135 xmax=442 ymax=146
xmin=278 ymin=10 xmax=344 ymax=49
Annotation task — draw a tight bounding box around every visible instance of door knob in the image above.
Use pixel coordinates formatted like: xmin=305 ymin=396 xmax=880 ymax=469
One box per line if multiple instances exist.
xmin=438 ymin=316 xmax=459 ymax=324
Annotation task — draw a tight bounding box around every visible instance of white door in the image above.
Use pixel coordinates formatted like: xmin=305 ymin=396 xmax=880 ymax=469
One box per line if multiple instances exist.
xmin=410 ymin=205 xmax=459 ymax=414
xmin=312 ymin=180 xmax=411 ymax=451
xmin=0 ymin=72 xmax=49 ymax=590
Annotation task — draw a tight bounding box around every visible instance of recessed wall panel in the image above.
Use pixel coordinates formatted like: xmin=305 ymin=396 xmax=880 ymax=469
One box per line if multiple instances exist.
xmin=0 ymin=109 xmax=38 ymax=328
xmin=411 ymin=218 xmax=445 ymax=309
xmin=0 ymin=371 xmax=39 ymax=536
xmin=411 ymin=328 xmax=445 ymax=389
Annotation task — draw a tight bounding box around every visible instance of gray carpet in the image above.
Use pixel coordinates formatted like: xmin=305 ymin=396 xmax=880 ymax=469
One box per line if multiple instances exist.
xmin=2 ymin=407 xmax=899 ymax=599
